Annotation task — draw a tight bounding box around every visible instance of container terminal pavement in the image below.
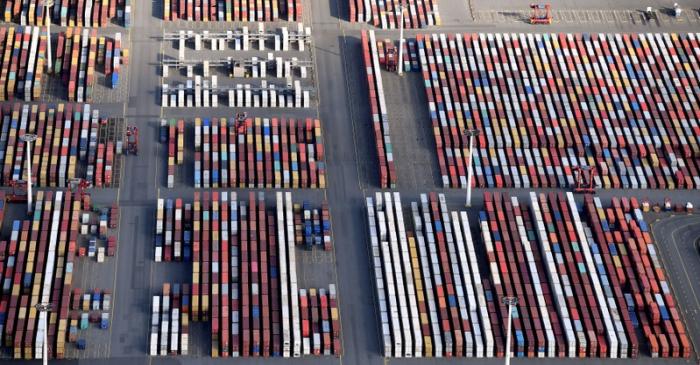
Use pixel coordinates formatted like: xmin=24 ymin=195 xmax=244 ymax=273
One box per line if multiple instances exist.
xmin=0 ymin=0 xmax=698 ymax=364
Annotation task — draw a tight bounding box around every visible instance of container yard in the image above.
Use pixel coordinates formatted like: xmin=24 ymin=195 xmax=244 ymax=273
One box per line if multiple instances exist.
xmin=0 ymin=102 xmax=124 ymax=188
xmin=160 ymin=116 xmax=326 ymax=189
xmin=0 ymin=189 xmax=121 ymax=360
xmin=162 ymin=0 xmax=302 ymax=22
xmin=0 ymin=0 xmax=695 ymax=364
xmin=161 ymin=23 xmax=314 ymax=109
xmin=151 ymin=191 xmax=340 ymax=357
xmin=366 ymin=191 xmax=693 ymax=359
xmin=189 ymin=116 xmax=325 ymax=189
xmin=409 ymin=32 xmax=700 ymax=189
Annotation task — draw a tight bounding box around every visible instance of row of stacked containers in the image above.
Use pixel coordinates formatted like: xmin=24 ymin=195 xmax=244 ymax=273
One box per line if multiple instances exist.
xmin=0 ymin=26 xmax=125 ymax=103
xmin=153 ymin=192 xmax=342 ymax=357
xmin=162 ymin=117 xmax=327 ymax=189
xmin=0 ymin=103 xmax=120 ymax=188
xmin=349 ymin=0 xmax=440 ymax=29
xmin=155 ymin=196 xmax=332 ymax=262
xmin=150 ymin=283 xmax=191 ymax=355
xmin=366 ymin=191 xmax=691 ymax=358
xmin=0 ymin=26 xmax=47 ymax=102
xmin=367 ymin=191 xmax=497 ymax=357
xmin=415 ymin=32 xmax=700 ymax=189
xmin=0 ymin=191 xmax=84 ymax=359
xmin=162 ymin=0 xmax=302 ymax=21
xmin=193 ymin=117 xmax=326 ymax=189
xmin=164 ymin=119 xmax=184 ymax=188
xmin=55 ymin=28 xmax=124 ymax=101
xmin=3 ymin=0 xmax=129 ymax=27
xmin=361 ymin=30 xmax=396 ymax=189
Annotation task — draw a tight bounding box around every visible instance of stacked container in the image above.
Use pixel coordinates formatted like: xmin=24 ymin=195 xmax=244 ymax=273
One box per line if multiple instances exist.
xmin=55 ymin=29 xmax=123 ymax=102
xmin=416 ymin=32 xmax=700 ymax=189
xmin=366 ymin=192 xmax=497 ymax=357
xmin=155 ymin=198 xmax=191 ymax=262
xmin=154 ymin=192 xmax=341 ymax=357
xmin=163 ymin=79 xmax=311 ymax=109
xmin=293 ymin=201 xmax=332 ymax=251
xmin=582 ymin=195 xmax=691 ymax=358
xmin=165 ymin=119 xmax=184 ymax=188
xmin=150 ymin=283 xmax=190 ymax=356
xmin=7 ymin=0 xmax=129 ymax=27
xmin=349 ymin=0 xmax=440 ymax=28
xmin=366 ymin=191 xmax=693 ymax=358
xmin=191 ymin=117 xmax=326 ymax=189
xmin=361 ymin=30 xmax=396 ymax=188
xmin=0 ymin=103 xmax=119 ymax=187
xmin=0 ymin=26 xmax=46 ymax=101
xmin=0 ymin=191 xmax=80 ymax=359
xmin=162 ymin=0 xmax=301 ymax=21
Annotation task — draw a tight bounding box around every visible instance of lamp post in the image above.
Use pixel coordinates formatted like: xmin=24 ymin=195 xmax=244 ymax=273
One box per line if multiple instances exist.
xmin=20 ymin=134 xmax=37 ymax=214
xmin=464 ymin=129 xmax=480 ymax=207
xmin=35 ymin=303 xmax=52 ymax=365
xmin=45 ymin=0 xmax=54 ymax=73
xmin=502 ymin=297 xmax=518 ymax=365
xmin=397 ymin=2 xmax=406 ymax=75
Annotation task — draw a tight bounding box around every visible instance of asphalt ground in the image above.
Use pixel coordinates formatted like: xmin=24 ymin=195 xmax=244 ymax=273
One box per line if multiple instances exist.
xmin=2 ymin=0 xmax=700 ymax=363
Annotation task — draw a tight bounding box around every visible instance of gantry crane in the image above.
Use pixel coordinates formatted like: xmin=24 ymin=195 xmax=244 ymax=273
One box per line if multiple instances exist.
xmin=573 ymin=166 xmax=596 ymax=194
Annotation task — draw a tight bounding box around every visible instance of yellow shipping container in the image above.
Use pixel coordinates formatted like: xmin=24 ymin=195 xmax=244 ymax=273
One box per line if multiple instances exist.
xmin=292 ymin=171 xmax=299 ymax=189
xmin=666 ymin=177 xmax=675 ymax=190
xmin=650 ymin=153 xmax=659 ymax=167
xmin=316 ymin=172 xmax=324 ymax=189
xmin=192 ymin=294 xmax=200 ymax=320
xmin=201 ymin=295 xmax=209 ymax=315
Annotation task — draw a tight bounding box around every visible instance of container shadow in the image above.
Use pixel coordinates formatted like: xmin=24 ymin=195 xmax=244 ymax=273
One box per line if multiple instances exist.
xmin=329 ymin=0 xmax=344 ymax=22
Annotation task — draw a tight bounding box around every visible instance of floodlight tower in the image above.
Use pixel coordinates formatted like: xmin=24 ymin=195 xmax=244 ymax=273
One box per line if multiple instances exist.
xmin=464 ymin=129 xmax=480 ymax=207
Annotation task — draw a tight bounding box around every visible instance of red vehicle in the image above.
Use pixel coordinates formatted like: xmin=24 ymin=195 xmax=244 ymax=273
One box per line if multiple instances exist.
xmin=126 ymin=125 xmax=138 ymax=155
xmin=385 ymin=41 xmax=397 ymax=72
xmin=6 ymin=180 xmax=27 ymax=203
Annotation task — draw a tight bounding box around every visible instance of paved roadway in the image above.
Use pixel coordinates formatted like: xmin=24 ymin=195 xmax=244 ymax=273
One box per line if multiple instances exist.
xmin=4 ymin=0 xmax=700 ymax=364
